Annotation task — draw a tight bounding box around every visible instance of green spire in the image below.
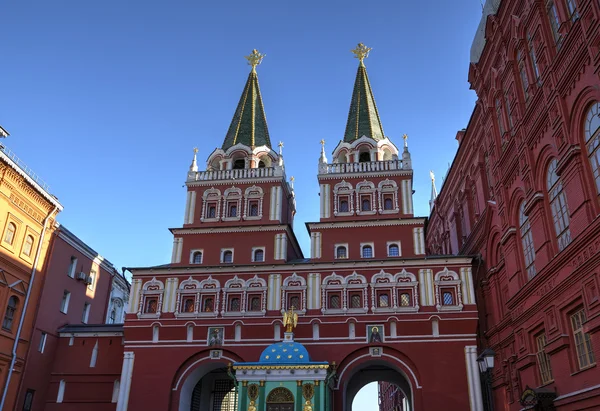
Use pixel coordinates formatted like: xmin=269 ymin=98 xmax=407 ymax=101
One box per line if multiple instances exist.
xmin=343 ymin=43 xmax=385 ymax=143
xmin=222 ymin=49 xmax=272 ymax=150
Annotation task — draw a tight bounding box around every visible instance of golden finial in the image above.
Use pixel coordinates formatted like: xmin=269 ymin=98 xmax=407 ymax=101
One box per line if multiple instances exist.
xmin=193 ymin=147 xmax=198 ymax=154
xmin=245 ymin=49 xmax=266 ymax=72
xmin=278 ymin=141 xmax=284 ymax=156
xmin=351 ymin=43 xmax=372 ymax=65
xmin=403 ymin=133 xmax=408 ymax=148
xmin=430 ymin=170 xmax=435 ymax=182
xmin=320 ymin=139 xmax=325 ymax=147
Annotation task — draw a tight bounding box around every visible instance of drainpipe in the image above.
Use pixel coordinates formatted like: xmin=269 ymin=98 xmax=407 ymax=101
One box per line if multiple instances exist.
xmin=0 ymin=205 xmax=58 ymax=409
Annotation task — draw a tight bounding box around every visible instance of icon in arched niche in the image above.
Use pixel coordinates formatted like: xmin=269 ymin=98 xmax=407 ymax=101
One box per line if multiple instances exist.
xmin=367 ymin=324 xmax=384 ymax=343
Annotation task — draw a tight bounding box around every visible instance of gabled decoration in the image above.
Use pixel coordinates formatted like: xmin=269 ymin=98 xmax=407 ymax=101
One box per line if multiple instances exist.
xmin=221 ymin=49 xmax=272 ymax=150
xmin=343 ymin=43 xmax=385 ymax=143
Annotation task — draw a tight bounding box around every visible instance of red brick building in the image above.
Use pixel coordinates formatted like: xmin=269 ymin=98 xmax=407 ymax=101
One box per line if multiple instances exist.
xmin=117 ymin=47 xmax=482 ymax=411
xmin=378 ymin=381 xmax=405 ymax=411
xmin=426 ymin=0 xmax=600 ymax=409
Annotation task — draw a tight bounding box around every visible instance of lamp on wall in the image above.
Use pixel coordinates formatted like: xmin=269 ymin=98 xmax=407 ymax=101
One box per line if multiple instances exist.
xmin=477 ymin=348 xmax=495 ymax=411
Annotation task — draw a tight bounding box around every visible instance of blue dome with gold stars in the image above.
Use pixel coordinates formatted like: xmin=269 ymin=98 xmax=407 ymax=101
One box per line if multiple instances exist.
xmin=259 ymin=341 xmax=310 ymax=364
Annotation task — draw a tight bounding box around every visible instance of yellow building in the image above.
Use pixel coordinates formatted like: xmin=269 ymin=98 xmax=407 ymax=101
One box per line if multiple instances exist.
xmin=0 ymin=134 xmax=63 ymax=410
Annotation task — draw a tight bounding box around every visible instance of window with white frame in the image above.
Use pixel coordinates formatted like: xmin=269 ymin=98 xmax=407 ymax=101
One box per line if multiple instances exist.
xmin=546 ymin=0 xmax=563 ymax=47
xmin=584 ymin=102 xmax=600 ymax=194
xmin=191 ymin=250 xmax=203 ymax=264
xmin=175 ymin=277 xmax=200 ymax=316
xmin=201 ymin=188 xmax=221 ymax=222
xmin=244 ymin=185 xmax=264 ymax=220
xmin=434 ymin=268 xmax=463 ymax=311
xmin=387 ymin=242 xmax=401 ymax=257
xmin=321 ymin=273 xmax=345 ymax=314
xmin=361 ymin=243 xmax=374 ymax=258
xmin=335 ymin=245 xmax=348 ymax=259
xmin=547 ymin=159 xmax=571 ymax=251
xmin=222 ymin=249 xmax=234 ymax=264
xmin=356 ymin=181 xmax=376 ymax=215
xmin=60 ymin=291 xmax=71 ymax=314
xmin=378 ymin=179 xmax=399 ymax=214
xmin=519 ymin=202 xmax=536 ymax=280
xmin=281 ymin=273 xmax=306 ymax=313
xmin=222 ymin=187 xmax=242 ymax=221
xmin=88 ymin=270 xmax=96 ymax=291
xmin=223 ymin=276 xmax=245 ymax=315
xmin=245 ymin=275 xmax=267 ymax=315
xmin=22 ymin=235 xmax=34 ymax=257
xmin=528 ymin=32 xmax=541 ymax=85
xmin=68 ymin=256 xmax=77 ymax=278
xmin=82 ymin=302 xmax=91 ymax=323
xmin=395 ymin=269 xmax=419 ymax=311
xmin=136 ymin=277 xmax=164 ymax=318
xmin=517 ymin=50 xmax=530 ymax=102
xmin=346 ymin=272 xmax=368 ymax=313
xmin=536 ymin=332 xmax=553 ymax=384
xmin=4 ymin=222 xmax=16 ymax=245
xmin=333 ymin=181 xmax=354 ymax=216
xmin=252 ymin=247 xmax=265 ymax=262
xmin=370 ymin=271 xmax=395 ymax=312
xmin=196 ymin=276 xmax=221 ymax=317
xmin=571 ymin=309 xmax=595 ymax=369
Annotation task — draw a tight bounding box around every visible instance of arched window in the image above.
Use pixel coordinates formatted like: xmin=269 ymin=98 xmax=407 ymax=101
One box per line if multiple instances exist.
xmin=3 ymin=296 xmax=18 ymax=331
xmin=359 ymin=151 xmax=371 ymax=163
xmin=233 ymin=159 xmax=245 ymax=169
xmin=223 ymin=250 xmax=233 ymax=263
xmin=585 ymin=102 xmax=600 ymax=193
xmin=192 ymin=251 xmax=202 ymax=264
xmin=258 ymin=160 xmax=266 ymax=168
xmin=229 ymin=298 xmax=240 ymax=311
xmin=339 ymin=199 xmax=349 ymax=212
xmin=388 ymin=244 xmax=400 ymax=257
xmin=362 ymin=245 xmax=373 ymax=258
xmin=109 ymin=309 xmax=116 ymax=324
xmin=547 ymin=0 xmax=563 ymax=46
xmin=329 ymin=295 xmax=340 ymax=309
xmin=519 ymin=202 xmax=536 ymax=279
xmin=22 ymin=235 xmax=34 ymax=257
xmin=518 ymin=50 xmax=530 ymax=101
xmin=351 ymin=294 xmax=362 ymax=308
xmin=253 ymin=249 xmax=264 ymax=262
xmin=361 ymin=197 xmax=371 ymax=211
xmin=336 ymin=246 xmax=347 ymax=259
xmin=547 ymin=160 xmax=571 ymax=251
xmin=495 ymin=98 xmax=505 ymax=136
xmin=4 ymin=222 xmax=16 ymax=245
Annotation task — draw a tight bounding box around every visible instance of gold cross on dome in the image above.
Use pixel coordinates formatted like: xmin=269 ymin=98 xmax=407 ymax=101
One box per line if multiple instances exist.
xmin=193 ymin=147 xmax=198 ymax=154
xmin=278 ymin=141 xmax=284 ymax=156
xmin=351 ymin=43 xmax=372 ymax=63
xmin=403 ymin=133 xmax=408 ymax=147
xmin=320 ymin=139 xmax=325 ymax=147
xmin=245 ymin=49 xmax=266 ymax=72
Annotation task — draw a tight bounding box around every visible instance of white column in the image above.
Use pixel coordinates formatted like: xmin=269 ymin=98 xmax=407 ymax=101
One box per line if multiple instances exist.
xmin=464 ymin=346 xmax=484 ymax=411
xmin=183 ymin=191 xmax=192 ymax=223
xmin=187 ymin=191 xmax=197 ymax=223
xmin=117 ymin=351 xmax=135 ymax=411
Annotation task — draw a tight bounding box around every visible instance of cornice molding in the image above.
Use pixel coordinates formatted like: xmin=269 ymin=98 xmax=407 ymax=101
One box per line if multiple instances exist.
xmin=171 ymin=224 xmax=290 ymax=235
xmin=306 ymin=218 xmax=425 ymax=231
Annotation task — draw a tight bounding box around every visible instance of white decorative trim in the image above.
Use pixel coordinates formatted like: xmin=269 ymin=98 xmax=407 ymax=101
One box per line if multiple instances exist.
xmin=465 ymin=346 xmax=484 ymax=411
xmin=200 ymin=187 xmax=221 ymax=222
xmin=189 ymin=249 xmax=203 ymax=265
xmin=251 ymin=246 xmax=266 ymax=262
xmin=378 ymin=179 xmax=400 ymax=214
xmin=333 ymin=180 xmax=354 ymax=216
xmin=334 ymin=243 xmax=349 ymax=260
xmin=222 ymin=186 xmax=242 ymax=221
xmin=356 ymin=180 xmax=377 ymax=216
xmin=434 ymin=268 xmax=463 ymax=311
xmin=307 ymin=218 xmax=426 ymax=231
xmin=360 ymin=242 xmax=375 ymax=259
xmin=281 ymin=273 xmax=307 ymax=313
xmin=386 ymin=241 xmax=401 ymax=257
xmin=220 ymin=248 xmax=235 ymax=264
xmin=137 ymin=277 xmax=164 ymax=319
xmin=243 ymin=185 xmax=264 ymax=221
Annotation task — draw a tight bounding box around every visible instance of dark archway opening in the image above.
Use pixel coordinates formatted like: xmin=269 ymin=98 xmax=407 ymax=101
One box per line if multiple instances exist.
xmin=359 ymin=152 xmax=371 ymax=163
xmin=189 ymin=367 xmax=237 ymax=411
xmin=233 ymin=159 xmax=245 ymax=169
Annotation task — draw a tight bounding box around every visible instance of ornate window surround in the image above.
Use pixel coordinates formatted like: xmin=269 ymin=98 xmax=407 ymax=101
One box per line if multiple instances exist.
xmin=335 ymin=243 xmax=349 ymax=260
xmin=252 ymin=247 xmax=266 ymax=263
xmin=281 ymin=273 xmax=307 ymax=314
xmin=333 ymin=180 xmax=355 ymax=216
xmin=189 ymin=249 xmax=203 ymax=265
xmin=356 ymin=180 xmax=377 ymax=216
xmin=137 ymin=277 xmax=164 ymax=319
xmin=321 ymin=273 xmax=346 ymax=315
xmin=370 ymin=271 xmax=395 ymax=313
xmin=387 ymin=241 xmax=401 ymax=257
xmin=197 ymin=276 xmax=221 ymax=318
xmin=222 ymin=186 xmax=242 ymax=221
xmin=175 ymin=277 xmax=201 ymax=318
xmin=243 ymin=185 xmax=264 ymax=220
xmin=221 ymin=248 xmax=235 ymax=264
xmin=245 ymin=275 xmax=267 ymax=316
xmin=394 ymin=269 xmax=419 ymax=312
xmin=222 ymin=275 xmax=246 ymax=316
xmin=434 ymin=268 xmax=463 ymax=312
xmin=200 ymin=187 xmax=221 ymax=222
xmin=378 ymin=179 xmax=400 ymax=214
xmin=360 ymin=242 xmax=375 ymax=259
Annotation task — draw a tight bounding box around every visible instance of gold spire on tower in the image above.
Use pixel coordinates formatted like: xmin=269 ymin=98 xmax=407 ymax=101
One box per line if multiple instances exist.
xmin=245 ymin=49 xmax=266 ymax=72
xmin=351 ymin=43 xmax=372 ymax=65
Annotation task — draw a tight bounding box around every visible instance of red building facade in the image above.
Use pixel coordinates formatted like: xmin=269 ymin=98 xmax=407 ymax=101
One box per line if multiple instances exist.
xmin=378 ymin=381 xmax=405 ymax=411
xmin=117 ymin=47 xmax=482 ymax=411
xmin=426 ymin=0 xmax=600 ymax=409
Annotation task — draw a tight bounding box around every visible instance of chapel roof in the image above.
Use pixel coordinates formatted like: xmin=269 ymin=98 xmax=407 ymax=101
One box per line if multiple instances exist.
xmin=258 ymin=341 xmax=311 ymax=364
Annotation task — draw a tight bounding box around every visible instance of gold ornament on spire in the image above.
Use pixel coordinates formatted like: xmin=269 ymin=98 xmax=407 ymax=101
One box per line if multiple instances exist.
xmin=351 ymin=43 xmax=372 ymax=64
xmin=245 ymin=49 xmax=266 ymax=72
xmin=283 ymin=306 xmax=298 ymax=332
xmin=403 ymin=133 xmax=408 ymax=148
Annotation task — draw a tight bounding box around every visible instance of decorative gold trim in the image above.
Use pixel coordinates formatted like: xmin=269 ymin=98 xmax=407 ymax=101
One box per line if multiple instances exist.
xmin=233 ymin=364 xmax=329 ymax=371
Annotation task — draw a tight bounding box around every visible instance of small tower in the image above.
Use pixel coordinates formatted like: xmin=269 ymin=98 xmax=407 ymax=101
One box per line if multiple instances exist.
xmin=172 ymin=50 xmax=303 ymax=266
xmin=308 ymin=44 xmax=425 ymax=261
xmin=429 ymin=170 xmax=438 ymax=212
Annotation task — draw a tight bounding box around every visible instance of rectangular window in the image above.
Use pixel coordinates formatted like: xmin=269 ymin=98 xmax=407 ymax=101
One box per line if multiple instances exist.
xmin=38 ymin=332 xmax=47 ymax=353
xmin=23 ymin=389 xmax=35 ymax=411
xmin=82 ymin=302 xmax=91 ymax=323
xmin=566 ymin=0 xmax=579 ymax=22
xmin=88 ymin=270 xmax=96 ymax=290
xmin=248 ymin=200 xmax=259 ymax=217
xmin=228 ymin=202 xmax=237 ymax=217
xmin=339 ymin=196 xmax=349 ymax=212
xmin=536 ymin=333 xmax=553 ymax=384
xmin=547 ymin=1 xmax=563 ymax=47
xmin=571 ymin=309 xmax=595 ymax=369
xmin=528 ymin=33 xmax=541 ymax=85
xmin=504 ymin=92 xmax=514 ymax=131
xmin=495 ymin=98 xmax=505 ymax=136
xmin=442 ymin=289 xmax=455 ymax=305
xmin=68 ymin=257 xmax=77 ymax=278
xmin=207 ymin=203 xmax=217 ymax=219
xmin=518 ymin=51 xmax=530 ymax=102
xmin=60 ymin=291 xmax=71 ymax=314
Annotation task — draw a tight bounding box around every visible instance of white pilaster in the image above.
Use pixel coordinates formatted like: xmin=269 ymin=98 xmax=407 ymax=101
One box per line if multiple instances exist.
xmin=183 ymin=191 xmax=191 ymax=224
xmin=320 ymin=184 xmax=331 ymax=218
xmin=117 ymin=351 xmax=135 ymax=411
xmin=465 ymin=346 xmax=484 ymax=411
xmin=461 ymin=267 xmax=475 ymax=304
xmin=187 ymin=191 xmax=196 ymax=223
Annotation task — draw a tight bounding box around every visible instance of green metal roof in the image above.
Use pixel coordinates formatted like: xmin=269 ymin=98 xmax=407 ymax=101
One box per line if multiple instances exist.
xmin=343 ymin=62 xmax=385 ymax=143
xmin=221 ymin=70 xmax=272 ymax=150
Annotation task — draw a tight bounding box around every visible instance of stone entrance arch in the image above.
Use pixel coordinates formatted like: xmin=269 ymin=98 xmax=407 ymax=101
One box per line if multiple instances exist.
xmin=341 ymin=359 xmax=415 ymax=411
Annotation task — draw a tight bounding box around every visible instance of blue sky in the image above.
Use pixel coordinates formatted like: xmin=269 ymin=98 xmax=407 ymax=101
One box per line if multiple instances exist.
xmin=1 ymin=0 xmax=483 ymax=407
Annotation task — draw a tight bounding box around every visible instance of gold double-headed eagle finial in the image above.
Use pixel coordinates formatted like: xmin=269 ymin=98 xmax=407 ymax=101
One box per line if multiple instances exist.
xmin=351 ymin=43 xmax=372 ymax=64
xmin=245 ymin=49 xmax=266 ymax=72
